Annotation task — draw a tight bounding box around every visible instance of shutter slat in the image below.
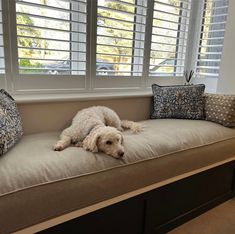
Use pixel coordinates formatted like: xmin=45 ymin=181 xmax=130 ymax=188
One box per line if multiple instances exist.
xmin=97 ymin=34 xmax=145 ymax=42
xmin=151 ymin=41 xmax=187 ymax=47
xmin=98 ymin=43 xmax=144 ymax=50
xmin=104 ymin=0 xmax=147 ymax=9
xmin=98 ymin=25 xmax=145 ymax=34
xmin=18 ymin=58 xmax=85 ymax=63
xmin=17 ymin=35 xmax=86 ymax=44
xmin=151 ymin=33 xmax=188 ymax=40
xmin=19 ymin=67 xmax=85 ymax=72
xmin=153 ymin=9 xmax=190 ymax=19
xmin=17 ymin=12 xmax=87 ymax=25
xmin=97 ymin=15 xmax=145 ymax=26
xmin=154 ymin=1 xmax=190 ymax=11
xmin=152 ymin=25 xmax=189 ymax=33
xmin=17 ymin=24 xmax=86 ymax=35
xmin=96 ymin=62 xmax=143 ymax=66
xmin=97 ymin=53 xmax=143 ymax=59
xmin=18 ymin=47 xmax=86 ymax=53
xmin=16 ymin=1 xmax=87 ymax=15
xmin=152 ymin=17 xmax=189 ymax=26
xmin=50 ymin=0 xmax=87 ymax=6
xmin=150 ymin=49 xmax=186 ymax=54
xmin=98 ymin=6 xmax=146 ymax=18
xmin=196 ymin=66 xmax=220 ymax=69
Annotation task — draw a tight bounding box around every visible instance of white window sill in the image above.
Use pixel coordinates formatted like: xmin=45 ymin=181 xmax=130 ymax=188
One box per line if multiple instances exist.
xmin=14 ymin=91 xmax=153 ymax=104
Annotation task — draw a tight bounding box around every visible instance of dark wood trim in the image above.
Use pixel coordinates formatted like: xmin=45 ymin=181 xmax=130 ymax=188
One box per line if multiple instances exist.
xmin=153 ymin=192 xmax=234 ymax=234
xmin=39 ymin=161 xmax=235 ymax=234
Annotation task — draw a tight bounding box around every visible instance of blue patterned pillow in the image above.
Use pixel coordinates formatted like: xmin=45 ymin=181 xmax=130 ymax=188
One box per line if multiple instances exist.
xmin=0 ymin=89 xmax=23 ymax=156
xmin=151 ymin=84 xmax=205 ymax=120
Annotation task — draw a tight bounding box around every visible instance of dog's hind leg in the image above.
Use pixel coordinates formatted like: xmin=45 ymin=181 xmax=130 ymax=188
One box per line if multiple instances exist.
xmin=54 ymin=128 xmax=72 ymax=151
xmin=121 ymin=120 xmax=142 ymax=134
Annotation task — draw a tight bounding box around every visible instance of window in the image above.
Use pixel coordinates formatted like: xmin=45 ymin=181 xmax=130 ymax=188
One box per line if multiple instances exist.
xmin=0 ymin=0 xmax=5 ymax=75
xmin=195 ymin=0 xmax=229 ymax=79
xmin=149 ymin=0 xmax=191 ymax=77
xmin=0 ymin=0 xmax=229 ymax=94
xmin=96 ymin=0 xmax=147 ymax=77
xmin=16 ymin=0 xmax=87 ymax=76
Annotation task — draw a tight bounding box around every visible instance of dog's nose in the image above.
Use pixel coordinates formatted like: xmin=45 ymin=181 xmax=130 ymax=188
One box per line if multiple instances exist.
xmin=118 ymin=151 xmax=124 ymax=157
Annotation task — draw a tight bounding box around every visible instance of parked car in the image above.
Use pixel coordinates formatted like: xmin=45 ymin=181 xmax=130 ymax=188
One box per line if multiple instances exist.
xmin=44 ymin=58 xmax=114 ymax=75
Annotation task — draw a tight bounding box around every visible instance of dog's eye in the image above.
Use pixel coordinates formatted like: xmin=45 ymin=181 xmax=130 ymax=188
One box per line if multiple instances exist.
xmin=106 ymin=140 xmax=112 ymax=145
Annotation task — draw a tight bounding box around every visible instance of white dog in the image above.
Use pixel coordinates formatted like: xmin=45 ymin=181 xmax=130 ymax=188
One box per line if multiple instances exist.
xmin=54 ymin=106 xmax=142 ymax=159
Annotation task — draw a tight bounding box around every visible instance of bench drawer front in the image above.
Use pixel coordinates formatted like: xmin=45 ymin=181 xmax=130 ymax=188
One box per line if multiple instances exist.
xmin=40 ymin=196 xmax=145 ymax=234
xmin=144 ymin=162 xmax=235 ymax=234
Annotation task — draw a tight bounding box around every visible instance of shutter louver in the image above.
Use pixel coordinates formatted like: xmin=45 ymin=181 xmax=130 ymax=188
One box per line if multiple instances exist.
xmin=195 ymin=0 xmax=229 ymax=78
xmin=16 ymin=0 xmax=87 ymax=76
xmin=149 ymin=0 xmax=191 ymax=77
xmin=96 ymin=0 xmax=147 ymax=76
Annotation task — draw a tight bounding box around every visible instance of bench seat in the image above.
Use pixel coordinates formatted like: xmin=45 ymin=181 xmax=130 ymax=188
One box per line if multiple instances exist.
xmin=0 ymin=119 xmax=235 ymax=233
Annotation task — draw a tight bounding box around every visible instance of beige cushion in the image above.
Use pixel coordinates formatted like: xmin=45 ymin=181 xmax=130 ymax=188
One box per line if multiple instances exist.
xmin=204 ymin=93 xmax=235 ymax=127
xmin=0 ymin=119 xmax=235 ymax=233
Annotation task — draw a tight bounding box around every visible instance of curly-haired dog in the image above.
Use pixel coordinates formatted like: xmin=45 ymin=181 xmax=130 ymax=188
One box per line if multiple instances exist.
xmin=54 ymin=106 xmax=142 ymax=158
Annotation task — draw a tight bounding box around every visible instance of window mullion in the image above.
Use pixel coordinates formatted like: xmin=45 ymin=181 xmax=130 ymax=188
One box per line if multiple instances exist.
xmin=184 ymin=0 xmax=204 ymax=77
xmin=89 ymin=0 xmax=97 ymax=90
xmin=85 ymin=0 xmax=92 ymax=91
xmin=142 ymin=0 xmax=154 ymax=86
xmin=0 ymin=0 xmax=8 ymax=89
xmin=6 ymin=0 xmax=19 ymax=93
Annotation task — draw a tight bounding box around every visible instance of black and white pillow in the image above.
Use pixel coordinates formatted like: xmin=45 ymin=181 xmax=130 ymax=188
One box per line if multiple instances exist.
xmin=204 ymin=93 xmax=235 ymax=128
xmin=151 ymin=84 xmax=205 ymax=120
xmin=0 ymin=89 xmax=23 ymax=156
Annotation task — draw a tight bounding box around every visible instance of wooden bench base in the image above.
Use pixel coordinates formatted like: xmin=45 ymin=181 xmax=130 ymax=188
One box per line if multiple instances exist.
xmin=39 ymin=161 xmax=235 ymax=234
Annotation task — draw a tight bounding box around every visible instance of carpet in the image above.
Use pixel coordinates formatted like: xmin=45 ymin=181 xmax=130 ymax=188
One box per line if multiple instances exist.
xmin=168 ymin=197 xmax=235 ymax=234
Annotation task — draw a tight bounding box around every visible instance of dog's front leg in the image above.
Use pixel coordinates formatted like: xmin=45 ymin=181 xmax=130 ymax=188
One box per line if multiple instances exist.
xmin=54 ymin=135 xmax=71 ymax=151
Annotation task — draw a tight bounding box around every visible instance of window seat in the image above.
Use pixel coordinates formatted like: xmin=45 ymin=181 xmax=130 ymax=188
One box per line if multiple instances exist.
xmin=0 ymin=119 xmax=235 ymax=234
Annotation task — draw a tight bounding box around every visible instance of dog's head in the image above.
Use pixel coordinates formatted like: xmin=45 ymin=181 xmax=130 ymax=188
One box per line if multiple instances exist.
xmin=83 ymin=126 xmax=124 ymax=159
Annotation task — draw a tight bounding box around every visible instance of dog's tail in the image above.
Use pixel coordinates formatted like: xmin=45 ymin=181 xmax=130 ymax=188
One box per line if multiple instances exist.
xmin=121 ymin=120 xmax=142 ymax=134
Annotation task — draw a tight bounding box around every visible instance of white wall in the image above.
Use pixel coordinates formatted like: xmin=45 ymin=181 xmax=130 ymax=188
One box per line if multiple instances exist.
xmin=217 ymin=0 xmax=235 ymax=94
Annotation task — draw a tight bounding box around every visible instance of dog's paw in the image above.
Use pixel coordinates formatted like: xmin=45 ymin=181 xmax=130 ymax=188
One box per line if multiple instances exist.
xmin=117 ymin=126 xmax=124 ymax=132
xmin=53 ymin=142 xmax=65 ymax=151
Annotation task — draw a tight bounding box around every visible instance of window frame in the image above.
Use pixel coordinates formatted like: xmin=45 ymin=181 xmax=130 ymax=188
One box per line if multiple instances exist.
xmin=0 ymin=0 xmax=228 ymax=96
xmin=0 ymin=0 xmax=8 ymax=89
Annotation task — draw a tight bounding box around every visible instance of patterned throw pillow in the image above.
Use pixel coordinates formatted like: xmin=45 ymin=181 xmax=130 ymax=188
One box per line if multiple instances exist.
xmin=0 ymin=89 xmax=23 ymax=156
xmin=151 ymin=84 xmax=205 ymax=120
xmin=204 ymin=93 xmax=235 ymax=128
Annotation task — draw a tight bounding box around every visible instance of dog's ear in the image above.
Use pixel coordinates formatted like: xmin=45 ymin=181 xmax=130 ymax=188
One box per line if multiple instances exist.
xmin=83 ymin=130 xmax=100 ymax=153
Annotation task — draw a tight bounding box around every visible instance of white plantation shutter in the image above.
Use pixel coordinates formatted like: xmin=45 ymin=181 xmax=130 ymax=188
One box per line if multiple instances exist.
xmin=195 ymin=0 xmax=229 ymax=79
xmin=149 ymin=0 xmax=191 ymax=77
xmin=0 ymin=0 xmax=231 ymax=93
xmin=0 ymin=0 xmax=5 ymax=75
xmin=96 ymin=0 xmax=147 ymax=77
xmin=15 ymin=0 xmax=87 ymax=76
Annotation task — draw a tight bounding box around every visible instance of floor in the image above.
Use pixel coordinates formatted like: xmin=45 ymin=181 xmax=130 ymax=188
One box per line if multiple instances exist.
xmin=168 ymin=197 xmax=235 ymax=234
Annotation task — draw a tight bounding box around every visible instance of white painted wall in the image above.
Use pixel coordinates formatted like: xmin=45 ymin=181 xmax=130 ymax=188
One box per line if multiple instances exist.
xmin=217 ymin=0 xmax=235 ymax=94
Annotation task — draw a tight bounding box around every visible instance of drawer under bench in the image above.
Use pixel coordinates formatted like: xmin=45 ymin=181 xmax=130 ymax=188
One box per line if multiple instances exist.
xmin=39 ymin=160 xmax=235 ymax=234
